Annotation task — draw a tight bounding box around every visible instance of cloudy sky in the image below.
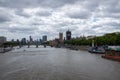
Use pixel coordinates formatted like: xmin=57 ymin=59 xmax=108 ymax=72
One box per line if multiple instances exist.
xmin=0 ymin=0 xmax=120 ymax=41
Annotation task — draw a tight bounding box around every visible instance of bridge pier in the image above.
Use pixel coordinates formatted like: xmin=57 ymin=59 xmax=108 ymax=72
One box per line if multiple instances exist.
xmin=28 ymin=42 xmax=30 ymax=48
xmin=36 ymin=44 xmax=38 ymax=48
xmin=19 ymin=43 xmax=22 ymax=48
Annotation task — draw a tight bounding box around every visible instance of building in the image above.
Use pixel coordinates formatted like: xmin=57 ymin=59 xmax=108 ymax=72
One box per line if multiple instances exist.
xmin=49 ymin=38 xmax=60 ymax=47
xmin=39 ymin=39 xmax=42 ymax=44
xmin=29 ymin=36 xmax=33 ymax=42
xmin=86 ymin=36 xmax=96 ymax=40
xmin=0 ymin=36 xmax=6 ymax=45
xmin=49 ymin=40 xmax=57 ymax=47
xmin=66 ymin=30 xmax=71 ymax=40
xmin=16 ymin=39 xmax=20 ymax=45
xmin=11 ymin=39 xmax=14 ymax=42
xmin=21 ymin=38 xmax=27 ymax=45
xmin=59 ymin=32 xmax=63 ymax=43
xmin=42 ymin=35 xmax=47 ymax=42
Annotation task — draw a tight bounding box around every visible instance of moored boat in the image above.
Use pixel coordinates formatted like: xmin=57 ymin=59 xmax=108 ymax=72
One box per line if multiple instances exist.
xmin=88 ymin=47 xmax=105 ymax=54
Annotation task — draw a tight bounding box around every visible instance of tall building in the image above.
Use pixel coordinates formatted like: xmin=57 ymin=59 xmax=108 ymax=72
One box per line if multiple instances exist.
xmin=29 ymin=36 xmax=33 ymax=42
xmin=39 ymin=39 xmax=42 ymax=44
xmin=59 ymin=32 xmax=63 ymax=42
xmin=16 ymin=39 xmax=20 ymax=45
xmin=42 ymin=35 xmax=47 ymax=42
xmin=66 ymin=30 xmax=71 ymax=40
xmin=21 ymin=38 xmax=27 ymax=45
xmin=0 ymin=36 xmax=6 ymax=45
xmin=11 ymin=39 xmax=14 ymax=42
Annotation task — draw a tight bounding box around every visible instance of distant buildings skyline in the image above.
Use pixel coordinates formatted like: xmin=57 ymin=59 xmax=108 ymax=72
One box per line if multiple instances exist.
xmin=0 ymin=29 xmax=98 ymax=44
xmin=50 ymin=30 xmax=72 ymax=47
xmin=2 ymin=29 xmax=119 ymax=46
xmin=1 ymin=29 xmax=120 ymax=42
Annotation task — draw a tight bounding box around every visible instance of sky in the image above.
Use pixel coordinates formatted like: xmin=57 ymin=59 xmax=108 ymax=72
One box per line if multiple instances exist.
xmin=0 ymin=0 xmax=120 ymax=41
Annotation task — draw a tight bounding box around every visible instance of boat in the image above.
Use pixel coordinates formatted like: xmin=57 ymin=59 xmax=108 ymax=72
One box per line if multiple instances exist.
xmin=88 ymin=47 xmax=105 ymax=54
xmin=88 ymin=40 xmax=105 ymax=54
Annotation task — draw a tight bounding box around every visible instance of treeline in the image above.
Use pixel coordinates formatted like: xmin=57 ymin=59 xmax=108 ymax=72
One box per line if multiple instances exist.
xmin=42 ymin=41 xmax=49 ymax=45
xmin=2 ymin=42 xmax=18 ymax=47
xmin=64 ymin=32 xmax=120 ymax=46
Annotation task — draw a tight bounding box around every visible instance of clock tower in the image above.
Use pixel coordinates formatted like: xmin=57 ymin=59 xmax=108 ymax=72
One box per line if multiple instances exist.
xmin=66 ymin=30 xmax=71 ymax=40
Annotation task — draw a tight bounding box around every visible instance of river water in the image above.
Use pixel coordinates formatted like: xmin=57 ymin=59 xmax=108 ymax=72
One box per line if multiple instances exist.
xmin=0 ymin=46 xmax=120 ymax=80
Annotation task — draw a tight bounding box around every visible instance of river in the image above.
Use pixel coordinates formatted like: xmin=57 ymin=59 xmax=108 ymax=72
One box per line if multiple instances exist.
xmin=0 ymin=46 xmax=120 ymax=80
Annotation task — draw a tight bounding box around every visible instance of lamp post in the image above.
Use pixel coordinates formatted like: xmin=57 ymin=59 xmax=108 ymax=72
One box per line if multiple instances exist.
xmin=92 ymin=40 xmax=94 ymax=47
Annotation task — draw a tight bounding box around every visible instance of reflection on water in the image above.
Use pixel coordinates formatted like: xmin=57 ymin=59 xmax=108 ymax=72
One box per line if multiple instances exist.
xmin=0 ymin=46 xmax=120 ymax=80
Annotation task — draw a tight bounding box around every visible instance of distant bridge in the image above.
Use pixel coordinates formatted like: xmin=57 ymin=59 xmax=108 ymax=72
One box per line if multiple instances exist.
xmin=19 ymin=44 xmax=47 ymax=48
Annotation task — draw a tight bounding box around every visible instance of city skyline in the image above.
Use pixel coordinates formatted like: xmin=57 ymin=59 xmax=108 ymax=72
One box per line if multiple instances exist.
xmin=0 ymin=0 xmax=120 ymax=40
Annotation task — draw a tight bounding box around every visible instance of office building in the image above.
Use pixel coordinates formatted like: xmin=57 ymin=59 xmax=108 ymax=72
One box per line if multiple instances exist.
xmin=29 ymin=36 xmax=33 ymax=42
xmin=21 ymin=38 xmax=27 ymax=45
xmin=42 ymin=35 xmax=47 ymax=42
xmin=0 ymin=36 xmax=6 ymax=45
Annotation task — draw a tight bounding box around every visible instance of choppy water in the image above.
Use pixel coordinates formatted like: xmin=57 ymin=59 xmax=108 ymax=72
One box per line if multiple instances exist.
xmin=0 ymin=46 xmax=120 ymax=80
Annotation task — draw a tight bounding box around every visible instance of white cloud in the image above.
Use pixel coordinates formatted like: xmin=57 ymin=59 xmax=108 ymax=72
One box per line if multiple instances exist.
xmin=0 ymin=0 xmax=120 ymax=41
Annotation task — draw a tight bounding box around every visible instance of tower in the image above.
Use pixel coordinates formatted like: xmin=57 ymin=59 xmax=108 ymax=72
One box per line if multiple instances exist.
xmin=29 ymin=36 xmax=33 ymax=42
xmin=66 ymin=30 xmax=71 ymax=40
xmin=59 ymin=32 xmax=63 ymax=42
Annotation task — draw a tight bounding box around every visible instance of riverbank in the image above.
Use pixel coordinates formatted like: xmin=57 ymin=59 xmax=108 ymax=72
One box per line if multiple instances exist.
xmin=102 ymin=55 xmax=120 ymax=62
xmin=0 ymin=47 xmax=13 ymax=53
xmin=64 ymin=45 xmax=89 ymax=51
